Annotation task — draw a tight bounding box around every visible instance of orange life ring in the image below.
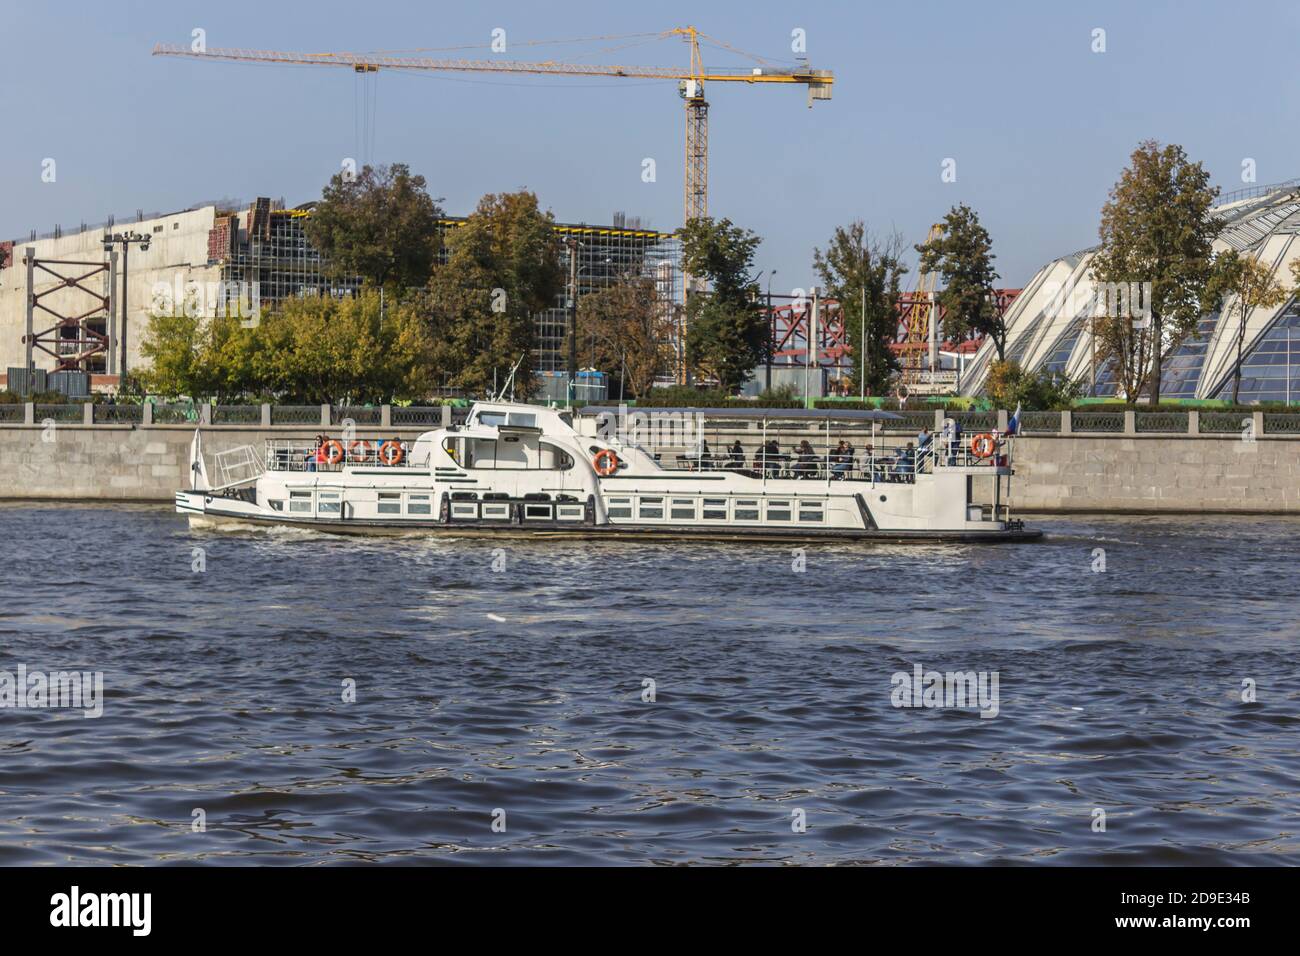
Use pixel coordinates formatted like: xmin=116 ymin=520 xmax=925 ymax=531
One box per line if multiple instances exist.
xmin=321 ymin=440 xmax=345 ymax=465
xmin=379 ymin=441 xmax=405 ymax=466
xmin=970 ymin=433 xmax=996 ymax=459
xmin=592 ymin=449 xmax=619 ymax=476
xmin=348 ymin=439 xmax=374 ymax=462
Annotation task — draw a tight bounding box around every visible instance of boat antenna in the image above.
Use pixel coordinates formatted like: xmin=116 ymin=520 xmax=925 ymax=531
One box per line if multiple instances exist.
xmin=495 ymin=353 xmax=526 ymax=402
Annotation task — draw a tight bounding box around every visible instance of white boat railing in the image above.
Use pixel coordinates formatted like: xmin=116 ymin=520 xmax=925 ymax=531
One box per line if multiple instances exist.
xmin=212 ymin=444 xmax=266 ymax=489
xmin=263 ymin=439 xmax=432 ymax=472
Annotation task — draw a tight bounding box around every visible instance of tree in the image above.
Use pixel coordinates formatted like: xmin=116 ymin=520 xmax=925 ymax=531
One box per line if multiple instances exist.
xmin=814 ymin=221 xmax=908 ymax=396
xmin=1090 ymin=141 xmax=1222 ymax=403
xmin=424 ymin=191 xmax=563 ymax=396
xmin=305 ymin=163 xmax=443 ymax=291
xmin=1210 ymin=250 xmax=1290 ymax=403
xmin=138 ymin=293 xmax=435 ymax=404
xmin=678 ymin=217 xmax=763 ymax=391
xmin=985 ymin=358 xmax=1083 ymax=410
xmin=916 ymin=204 xmax=1004 ymax=357
xmin=571 ymin=277 xmax=672 ymax=399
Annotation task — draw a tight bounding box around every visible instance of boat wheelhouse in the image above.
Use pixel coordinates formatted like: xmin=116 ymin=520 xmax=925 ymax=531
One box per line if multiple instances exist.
xmin=175 ymin=401 xmax=1040 ymax=542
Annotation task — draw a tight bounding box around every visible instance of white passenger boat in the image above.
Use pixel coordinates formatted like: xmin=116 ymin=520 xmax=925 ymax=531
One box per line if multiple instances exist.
xmin=175 ymin=401 xmax=1040 ymax=542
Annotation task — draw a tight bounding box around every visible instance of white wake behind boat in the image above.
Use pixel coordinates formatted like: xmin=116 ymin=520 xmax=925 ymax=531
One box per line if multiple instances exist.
xmin=175 ymin=400 xmax=1040 ymax=542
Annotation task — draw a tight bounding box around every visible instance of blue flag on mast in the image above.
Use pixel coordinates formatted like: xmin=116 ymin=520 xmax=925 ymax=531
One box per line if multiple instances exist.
xmin=1006 ymin=402 xmax=1022 ymax=436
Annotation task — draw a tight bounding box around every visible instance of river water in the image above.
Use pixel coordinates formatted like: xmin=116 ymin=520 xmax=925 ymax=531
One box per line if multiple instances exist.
xmin=0 ymin=503 xmax=1296 ymax=865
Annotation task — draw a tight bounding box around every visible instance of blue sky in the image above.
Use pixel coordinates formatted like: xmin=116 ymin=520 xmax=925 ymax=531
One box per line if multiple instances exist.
xmin=4 ymin=0 xmax=1300 ymax=290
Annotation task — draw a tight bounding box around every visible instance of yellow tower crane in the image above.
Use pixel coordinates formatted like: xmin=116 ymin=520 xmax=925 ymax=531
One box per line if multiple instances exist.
xmin=151 ymin=27 xmax=833 ymax=226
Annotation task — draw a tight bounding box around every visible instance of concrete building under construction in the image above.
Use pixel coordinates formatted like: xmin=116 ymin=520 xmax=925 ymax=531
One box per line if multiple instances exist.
xmin=0 ymin=198 xmax=681 ymax=393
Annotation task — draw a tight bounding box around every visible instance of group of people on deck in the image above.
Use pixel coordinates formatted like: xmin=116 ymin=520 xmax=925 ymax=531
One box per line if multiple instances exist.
xmin=684 ymin=438 xmax=920 ymax=482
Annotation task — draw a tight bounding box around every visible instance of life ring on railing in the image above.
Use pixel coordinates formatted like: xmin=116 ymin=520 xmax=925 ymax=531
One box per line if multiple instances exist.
xmin=592 ymin=449 xmax=619 ymax=476
xmin=348 ymin=440 xmax=374 ymax=462
xmin=321 ymin=440 xmax=345 ymax=465
xmin=378 ymin=441 xmax=405 ymax=467
xmin=970 ymin=433 xmax=996 ymax=459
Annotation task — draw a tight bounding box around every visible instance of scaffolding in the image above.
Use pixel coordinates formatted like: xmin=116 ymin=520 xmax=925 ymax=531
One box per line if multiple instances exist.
xmin=214 ymin=200 xmax=363 ymax=308
xmin=435 ymin=215 xmax=682 ymax=376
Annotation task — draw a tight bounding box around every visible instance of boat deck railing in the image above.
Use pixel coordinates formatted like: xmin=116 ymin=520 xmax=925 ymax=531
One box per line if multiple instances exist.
xmin=652 ymin=436 xmax=1007 ymax=482
xmin=264 ymin=438 xmax=431 ymax=472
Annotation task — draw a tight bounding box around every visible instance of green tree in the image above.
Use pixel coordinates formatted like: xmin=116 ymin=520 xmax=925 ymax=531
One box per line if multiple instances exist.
xmin=571 ymin=277 xmax=671 ymax=399
xmin=424 ymin=191 xmax=563 ymax=396
xmin=1090 ymin=140 xmax=1222 ymax=403
xmin=678 ymin=217 xmax=763 ymax=391
xmin=305 ymin=163 xmax=443 ymax=291
xmin=916 ymin=204 xmax=1004 ymax=357
xmin=1211 ymin=250 xmax=1290 ymax=403
xmin=138 ymin=293 xmax=434 ymax=404
xmin=814 ymin=221 xmax=908 ymax=396
xmin=985 ymin=358 xmax=1082 ymax=410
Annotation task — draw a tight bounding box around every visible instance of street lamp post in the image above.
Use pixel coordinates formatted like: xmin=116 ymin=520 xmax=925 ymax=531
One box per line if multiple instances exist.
xmin=101 ymin=230 xmax=151 ymax=385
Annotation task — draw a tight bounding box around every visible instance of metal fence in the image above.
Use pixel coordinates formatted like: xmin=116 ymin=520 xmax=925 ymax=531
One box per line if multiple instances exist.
xmin=391 ymin=405 xmax=444 ymax=426
xmin=213 ymin=405 xmax=261 ymax=425
xmin=1134 ymin=411 xmax=1188 ymax=433
xmin=1263 ymin=413 xmax=1300 ymax=434
xmin=92 ymin=404 xmax=143 ymax=424
xmin=331 ymin=405 xmax=382 ymax=426
xmin=270 ymin=405 xmax=320 ymax=425
xmin=33 ymin=403 xmax=82 ymax=424
xmin=1071 ymin=411 xmax=1126 ymax=433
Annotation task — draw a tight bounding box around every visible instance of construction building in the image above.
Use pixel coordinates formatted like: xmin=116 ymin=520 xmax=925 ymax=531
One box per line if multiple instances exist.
xmin=0 ymin=198 xmax=681 ymax=393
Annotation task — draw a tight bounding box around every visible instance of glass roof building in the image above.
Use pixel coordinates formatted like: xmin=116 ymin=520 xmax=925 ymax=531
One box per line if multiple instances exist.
xmin=960 ymin=181 xmax=1300 ymax=401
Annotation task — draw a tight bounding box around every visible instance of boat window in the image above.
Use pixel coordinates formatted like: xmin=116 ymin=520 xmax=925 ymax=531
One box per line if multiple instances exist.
xmin=289 ymin=490 xmax=312 ymax=513
xmin=377 ymin=492 xmax=401 ymax=515
xmin=702 ymin=497 xmax=728 ymax=521
xmin=798 ymin=500 xmax=825 ymax=523
xmin=539 ymin=442 xmax=574 ymax=470
xmin=557 ymin=505 xmax=584 ymax=520
xmin=638 ymin=496 xmax=664 ymax=520
xmin=766 ymin=500 xmax=792 ymax=522
xmin=477 ymin=411 xmax=507 ymax=427
xmin=508 ymin=412 xmax=536 ymax=428
xmin=442 ymin=437 xmax=462 ymax=465
xmin=606 ymin=496 xmax=632 ymax=519
xmin=734 ymin=499 xmax=760 ymax=521
xmin=407 ymin=494 xmax=432 ymax=515
xmin=482 ymin=503 xmax=509 ymax=519
xmin=670 ymin=497 xmax=696 ymax=520
xmin=318 ymin=491 xmax=341 ymax=515
xmin=269 ymin=500 xmax=284 ymax=511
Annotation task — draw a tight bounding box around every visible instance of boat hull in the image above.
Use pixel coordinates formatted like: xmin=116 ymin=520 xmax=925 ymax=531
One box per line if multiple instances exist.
xmin=181 ymin=497 xmax=1042 ymax=543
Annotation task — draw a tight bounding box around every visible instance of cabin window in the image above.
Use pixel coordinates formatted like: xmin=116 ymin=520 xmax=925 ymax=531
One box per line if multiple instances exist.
xmin=734 ymin=499 xmax=760 ymax=521
xmin=766 ymin=500 xmax=792 ymax=522
xmin=407 ymin=494 xmax=431 ymax=515
xmin=557 ymin=505 xmax=584 ymax=520
xmin=269 ymin=499 xmax=284 ymax=511
xmin=452 ymin=502 xmax=479 ymax=518
xmin=318 ymin=491 xmax=341 ymax=515
xmin=670 ymin=498 xmax=696 ymax=520
xmin=482 ymin=503 xmax=509 ymax=519
xmin=377 ymin=492 xmax=401 ymax=514
xmin=524 ymin=503 xmax=552 ymax=519
xmin=289 ymin=491 xmax=312 ymax=513
xmin=540 ymin=442 xmax=574 ymax=470
xmin=702 ymin=498 xmax=728 ymax=520
xmin=606 ymin=497 xmax=632 ymax=519
xmin=477 ymin=411 xmax=506 ymax=427
xmin=798 ymin=500 xmax=825 ymax=523
xmin=638 ymin=496 xmax=664 ymax=520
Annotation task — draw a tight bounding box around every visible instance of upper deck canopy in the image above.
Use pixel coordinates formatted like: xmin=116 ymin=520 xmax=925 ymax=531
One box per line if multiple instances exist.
xmin=579 ymin=405 xmax=904 ymax=422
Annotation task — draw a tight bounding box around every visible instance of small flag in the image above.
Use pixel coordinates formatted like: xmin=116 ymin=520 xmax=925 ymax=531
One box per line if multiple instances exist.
xmin=1007 ymin=403 xmax=1022 ymax=436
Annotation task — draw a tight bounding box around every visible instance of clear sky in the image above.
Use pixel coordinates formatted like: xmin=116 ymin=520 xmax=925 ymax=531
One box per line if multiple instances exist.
xmin=4 ymin=0 xmax=1299 ymax=291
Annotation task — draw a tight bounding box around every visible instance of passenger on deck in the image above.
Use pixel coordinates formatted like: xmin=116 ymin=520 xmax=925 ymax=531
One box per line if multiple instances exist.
xmin=831 ymin=439 xmax=854 ymax=479
xmin=918 ymin=427 xmax=932 ymax=456
xmin=728 ymin=440 xmax=745 ymax=469
xmin=795 ymin=439 xmax=818 ymax=479
xmin=894 ymin=442 xmax=916 ymax=482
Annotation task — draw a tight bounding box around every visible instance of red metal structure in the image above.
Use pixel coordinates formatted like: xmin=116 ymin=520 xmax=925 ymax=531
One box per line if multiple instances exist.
xmin=22 ymin=253 xmax=113 ymax=373
xmin=765 ymin=289 xmax=1021 ymax=386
